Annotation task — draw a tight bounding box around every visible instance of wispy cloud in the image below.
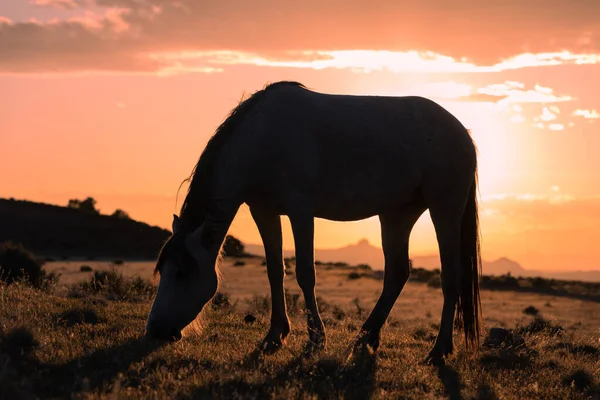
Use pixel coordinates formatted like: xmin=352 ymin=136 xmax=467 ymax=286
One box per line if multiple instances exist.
xmin=3 ymin=0 xmax=600 ymax=75
xmin=477 ymin=81 xmax=573 ymax=104
xmin=147 ymin=50 xmax=600 ymax=76
xmin=31 ymin=0 xmax=78 ymax=9
xmin=573 ymin=109 xmax=600 ymax=119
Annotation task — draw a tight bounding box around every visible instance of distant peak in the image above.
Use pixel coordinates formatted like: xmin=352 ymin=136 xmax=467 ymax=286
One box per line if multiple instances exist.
xmin=357 ymin=238 xmax=370 ymax=246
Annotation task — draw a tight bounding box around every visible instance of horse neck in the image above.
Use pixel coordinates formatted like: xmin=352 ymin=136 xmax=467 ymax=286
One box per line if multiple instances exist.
xmin=184 ymin=197 xmax=241 ymax=255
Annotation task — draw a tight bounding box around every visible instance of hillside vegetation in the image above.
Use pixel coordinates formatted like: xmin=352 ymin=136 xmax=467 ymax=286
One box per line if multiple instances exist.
xmin=0 ymin=198 xmax=170 ymax=260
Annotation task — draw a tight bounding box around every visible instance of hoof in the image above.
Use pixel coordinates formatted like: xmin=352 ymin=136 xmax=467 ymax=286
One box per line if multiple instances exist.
xmin=308 ymin=329 xmax=326 ymax=348
xmin=424 ymin=345 xmax=452 ymax=366
xmin=259 ymin=330 xmax=288 ymax=354
xmin=354 ymin=330 xmax=380 ymax=352
xmin=260 ymin=338 xmax=283 ymax=354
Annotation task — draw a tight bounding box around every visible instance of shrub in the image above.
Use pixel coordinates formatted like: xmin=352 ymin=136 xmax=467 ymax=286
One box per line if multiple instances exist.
xmin=72 ymin=268 xmax=154 ymax=302
xmin=111 ymin=209 xmax=131 ymax=219
xmin=211 ymin=292 xmax=231 ymax=310
xmin=523 ymin=305 xmax=540 ymax=316
xmin=0 ymin=242 xmax=43 ymax=286
xmin=80 ymin=265 xmax=93 ymax=272
xmin=427 ymin=274 xmax=442 ymax=289
xmin=516 ymin=316 xmax=564 ymax=336
xmin=332 ymin=306 xmax=346 ymax=321
xmin=233 ymin=260 xmax=246 ymax=267
xmin=222 ymin=235 xmax=245 ymax=257
xmin=348 ymin=271 xmax=362 ymax=280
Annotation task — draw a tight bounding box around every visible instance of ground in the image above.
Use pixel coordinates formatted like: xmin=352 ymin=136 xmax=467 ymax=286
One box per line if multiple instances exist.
xmin=1 ymin=257 xmax=600 ymax=399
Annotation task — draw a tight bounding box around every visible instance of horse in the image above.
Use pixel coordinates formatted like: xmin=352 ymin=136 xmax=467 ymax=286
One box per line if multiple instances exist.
xmin=146 ymin=81 xmax=482 ymax=363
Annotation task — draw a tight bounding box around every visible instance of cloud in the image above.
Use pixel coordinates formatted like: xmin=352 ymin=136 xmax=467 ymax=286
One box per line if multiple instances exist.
xmin=2 ymin=0 xmax=600 ymax=73
xmin=478 ymin=81 xmax=573 ymax=104
xmin=31 ymin=0 xmax=78 ymax=9
xmin=573 ymin=109 xmax=600 ymax=119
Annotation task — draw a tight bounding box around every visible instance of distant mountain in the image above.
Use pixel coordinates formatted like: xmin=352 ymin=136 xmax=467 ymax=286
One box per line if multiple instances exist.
xmin=245 ymin=238 xmax=600 ymax=282
xmin=0 ymin=198 xmax=170 ymax=260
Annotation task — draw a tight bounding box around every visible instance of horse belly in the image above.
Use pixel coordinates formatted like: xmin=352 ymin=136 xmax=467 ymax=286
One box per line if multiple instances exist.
xmin=312 ymin=155 xmax=422 ymax=221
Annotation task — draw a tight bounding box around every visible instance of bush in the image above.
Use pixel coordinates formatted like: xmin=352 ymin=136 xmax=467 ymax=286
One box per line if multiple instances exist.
xmin=211 ymin=292 xmax=232 ymax=310
xmin=72 ymin=268 xmax=154 ymax=302
xmin=222 ymin=235 xmax=245 ymax=257
xmin=523 ymin=305 xmax=540 ymax=316
xmin=111 ymin=209 xmax=131 ymax=219
xmin=80 ymin=265 xmax=93 ymax=272
xmin=427 ymin=274 xmax=442 ymax=289
xmin=332 ymin=306 xmax=346 ymax=321
xmin=233 ymin=260 xmax=246 ymax=267
xmin=0 ymin=242 xmax=43 ymax=286
xmin=348 ymin=271 xmax=362 ymax=280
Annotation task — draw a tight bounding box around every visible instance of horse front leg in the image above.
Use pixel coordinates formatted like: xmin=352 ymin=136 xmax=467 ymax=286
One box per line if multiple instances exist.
xmin=289 ymin=213 xmax=326 ymax=350
xmin=250 ymin=206 xmax=290 ymax=353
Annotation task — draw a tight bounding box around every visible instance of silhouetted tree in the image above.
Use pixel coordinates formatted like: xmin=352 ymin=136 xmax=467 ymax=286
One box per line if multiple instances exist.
xmin=68 ymin=199 xmax=81 ymax=209
xmin=111 ymin=209 xmax=131 ymax=219
xmin=222 ymin=235 xmax=245 ymax=257
xmin=67 ymin=197 xmax=99 ymax=214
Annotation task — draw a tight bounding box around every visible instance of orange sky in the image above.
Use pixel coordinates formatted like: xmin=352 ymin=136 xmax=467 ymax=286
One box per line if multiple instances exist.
xmin=1 ymin=1 xmax=600 ymax=271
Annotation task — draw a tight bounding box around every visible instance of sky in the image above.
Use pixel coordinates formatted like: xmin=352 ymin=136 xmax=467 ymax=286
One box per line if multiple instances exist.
xmin=1 ymin=0 xmax=600 ymax=271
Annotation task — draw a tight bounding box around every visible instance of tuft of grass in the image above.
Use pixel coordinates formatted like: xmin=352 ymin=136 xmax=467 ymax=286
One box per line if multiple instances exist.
xmin=69 ymin=268 xmax=154 ymax=302
xmin=516 ymin=316 xmax=564 ymax=337
xmin=57 ymin=306 xmax=105 ymax=327
xmin=523 ymin=305 xmax=540 ymax=316
xmin=562 ymin=369 xmax=595 ymax=392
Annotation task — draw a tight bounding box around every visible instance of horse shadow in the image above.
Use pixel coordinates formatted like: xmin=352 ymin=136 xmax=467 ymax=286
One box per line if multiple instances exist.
xmin=189 ymin=343 xmax=378 ymax=399
xmin=34 ymin=335 xmax=165 ymax=398
xmin=433 ymin=361 xmax=462 ymax=400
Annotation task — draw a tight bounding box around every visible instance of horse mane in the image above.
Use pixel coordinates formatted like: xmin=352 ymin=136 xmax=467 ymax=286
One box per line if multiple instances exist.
xmin=177 ymin=80 xmax=306 ymax=230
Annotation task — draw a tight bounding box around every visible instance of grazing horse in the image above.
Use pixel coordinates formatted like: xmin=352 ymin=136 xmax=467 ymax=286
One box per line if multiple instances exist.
xmin=146 ymin=81 xmax=482 ymax=362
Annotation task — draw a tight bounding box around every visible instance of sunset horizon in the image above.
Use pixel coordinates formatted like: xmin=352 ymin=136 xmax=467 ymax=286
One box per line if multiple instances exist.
xmin=2 ymin=0 xmax=599 ymax=272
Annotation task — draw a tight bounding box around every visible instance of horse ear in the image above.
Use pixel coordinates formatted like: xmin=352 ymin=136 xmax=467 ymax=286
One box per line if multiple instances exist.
xmin=185 ymin=224 xmax=204 ymax=262
xmin=172 ymin=214 xmax=181 ymax=234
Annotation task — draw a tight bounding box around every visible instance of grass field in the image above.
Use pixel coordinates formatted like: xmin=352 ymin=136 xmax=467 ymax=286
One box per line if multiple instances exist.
xmin=2 ymin=257 xmax=600 ymax=399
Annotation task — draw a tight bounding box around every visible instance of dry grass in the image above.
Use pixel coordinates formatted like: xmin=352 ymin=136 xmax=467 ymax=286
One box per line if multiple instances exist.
xmin=1 ymin=258 xmax=599 ymax=399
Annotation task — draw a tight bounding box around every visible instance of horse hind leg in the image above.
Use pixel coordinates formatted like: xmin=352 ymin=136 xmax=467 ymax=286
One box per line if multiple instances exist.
xmin=357 ymin=204 xmax=425 ymax=351
xmin=250 ymin=206 xmax=291 ymax=353
xmin=425 ymin=183 xmax=473 ymax=364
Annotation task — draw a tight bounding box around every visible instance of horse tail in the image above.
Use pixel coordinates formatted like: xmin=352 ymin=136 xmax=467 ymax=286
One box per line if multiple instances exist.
xmin=456 ymin=169 xmax=482 ymax=353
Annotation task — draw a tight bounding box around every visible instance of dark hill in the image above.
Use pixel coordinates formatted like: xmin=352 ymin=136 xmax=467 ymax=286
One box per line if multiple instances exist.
xmin=0 ymin=198 xmax=170 ymax=260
